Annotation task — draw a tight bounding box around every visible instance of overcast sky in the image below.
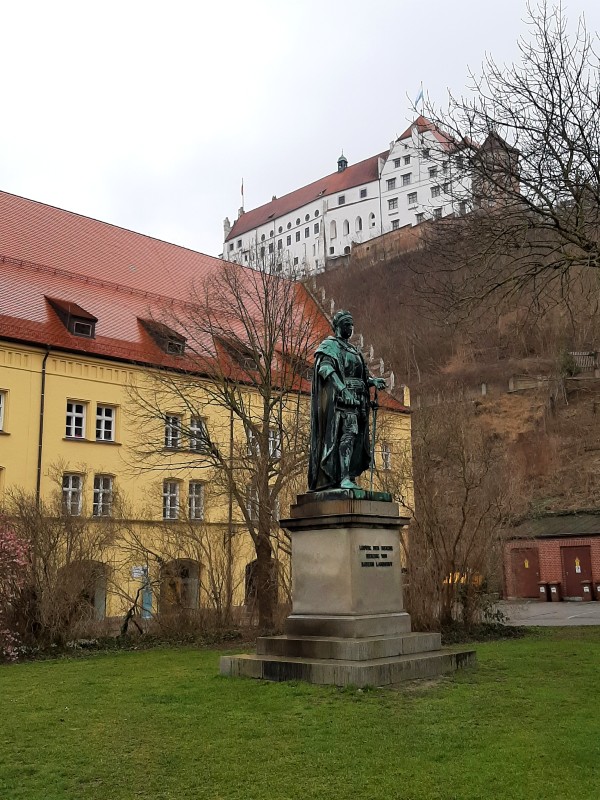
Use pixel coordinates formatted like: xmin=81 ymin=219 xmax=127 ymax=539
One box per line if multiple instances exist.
xmin=2 ymin=0 xmax=599 ymax=259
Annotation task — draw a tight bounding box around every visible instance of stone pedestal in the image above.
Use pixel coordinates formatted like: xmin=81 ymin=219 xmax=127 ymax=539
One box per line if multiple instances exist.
xmin=220 ymin=492 xmax=476 ymax=687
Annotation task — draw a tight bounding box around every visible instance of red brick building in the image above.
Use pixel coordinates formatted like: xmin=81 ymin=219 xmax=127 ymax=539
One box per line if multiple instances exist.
xmin=504 ymin=514 xmax=600 ymax=601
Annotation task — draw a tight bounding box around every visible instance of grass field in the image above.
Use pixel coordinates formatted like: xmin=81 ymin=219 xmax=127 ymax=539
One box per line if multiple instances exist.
xmin=1 ymin=628 xmax=599 ymax=800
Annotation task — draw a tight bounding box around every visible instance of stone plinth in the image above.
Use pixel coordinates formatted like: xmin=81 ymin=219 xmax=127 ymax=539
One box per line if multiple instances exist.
xmin=220 ymin=491 xmax=476 ymax=687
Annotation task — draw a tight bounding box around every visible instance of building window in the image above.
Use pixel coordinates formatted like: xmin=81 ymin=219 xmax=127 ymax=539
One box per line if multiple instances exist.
xmin=237 ymin=239 xmax=242 ymax=248
xmin=429 ymin=166 xmax=438 ymax=179
xmin=268 ymin=243 xmax=274 ymax=254
xmin=260 ymin=246 xmax=265 ymax=258
xmin=66 ymin=401 xmax=86 ymax=439
xmin=408 ymin=192 xmax=418 ymax=205
xmin=293 ymin=257 xmax=299 ymax=265
xmin=62 ymin=474 xmax=82 ymax=516
xmin=330 ymin=220 xmax=337 ymax=239
xmin=269 ymin=428 xmax=282 ymax=459
xmin=278 ymin=239 xmax=283 ymax=250
xmin=356 ymin=216 xmax=362 ymax=232
xmin=433 ymin=207 xmax=443 ymax=219
xmin=386 ymin=178 xmax=396 ymax=191
xmin=163 ymin=481 xmax=180 ymax=520
xmin=304 ymin=227 xmax=309 ymax=238
xmin=188 ymin=481 xmax=204 ymax=520
xmin=96 ymin=405 xmax=115 ymax=441
xmin=278 ymin=226 xmax=283 ymax=234
xmin=261 ymin=233 xmax=265 ymax=241
xmin=228 ymin=243 xmax=234 ymax=252
xmin=269 ymin=230 xmax=274 ymax=237
xmin=431 ymin=185 xmax=441 ymax=198
xmin=343 ymin=219 xmax=350 ymax=235
xmin=93 ymin=475 xmax=113 ymax=517
xmin=314 ymin=209 xmax=320 ymax=217
xmin=246 ymin=485 xmax=259 ymax=521
xmin=296 ymin=217 xmax=300 ymax=225
xmin=304 ymin=214 xmax=309 ymax=222
xmin=393 ymin=158 xmax=401 ymax=168
xmin=456 ymin=155 xmax=465 ymax=170
xmin=287 ymin=221 xmax=292 ymax=229
xmin=391 ymin=219 xmax=400 ymax=230
xmin=402 ymin=173 xmax=411 ymax=186
xmin=381 ymin=443 xmax=392 ymax=471
xmin=360 ymin=188 xmax=367 ymax=198
xmin=404 ymin=155 xmax=411 ymax=165
xmin=164 ymin=415 xmax=182 ymax=448
xmin=416 ymin=213 xmax=425 ymax=224
xmin=314 ymin=223 xmax=319 ymax=234
xmin=189 ymin=417 xmax=207 ymax=452
xmin=286 ymin=235 xmax=292 ymax=246
xmin=442 ymin=160 xmax=449 ymax=173
xmin=422 ymin=148 xmax=430 ymax=158
xmin=459 ymin=201 xmax=467 ymax=215
xmin=329 ymin=246 xmax=335 ymax=255
xmin=295 ymin=231 xmax=301 ymax=242
xmin=0 ymin=391 xmax=5 ymax=431
xmin=388 ymin=198 xmax=398 ymax=210
xmin=338 ymin=195 xmax=345 ymax=205
xmin=369 ymin=213 xmax=376 ymax=228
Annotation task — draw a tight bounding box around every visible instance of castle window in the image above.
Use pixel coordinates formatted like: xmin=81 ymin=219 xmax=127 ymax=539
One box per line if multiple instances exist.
xmin=392 ymin=219 xmax=400 ymax=230
xmin=408 ymin=192 xmax=418 ymax=205
xmin=237 ymin=239 xmax=242 ymax=248
xmin=343 ymin=220 xmax=350 ymax=236
xmin=295 ymin=231 xmax=301 ymax=242
xmin=338 ymin=195 xmax=345 ymax=205
xmin=305 ymin=214 xmax=310 ymax=222
xmin=164 ymin=415 xmax=182 ymax=449
xmin=314 ymin=223 xmax=319 ymax=234
xmin=0 ymin=391 xmax=6 ymax=431
xmin=431 ymin=185 xmax=441 ymax=198
xmin=356 ymin=217 xmax=362 ymax=232
xmin=433 ymin=207 xmax=443 ymax=219
xmin=287 ymin=235 xmax=292 ymax=246
xmin=304 ymin=227 xmax=309 ymax=238
xmin=360 ymin=188 xmax=367 ymax=199
xmin=393 ymin=159 xmax=401 ymax=168
xmin=189 ymin=417 xmax=208 ymax=452
xmin=402 ymin=173 xmax=412 ymax=186
xmin=388 ymin=198 xmax=398 ymax=210
xmin=386 ymin=178 xmax=396 ymax=191
xmin=404 ymin=155 xmax=411 ymax=165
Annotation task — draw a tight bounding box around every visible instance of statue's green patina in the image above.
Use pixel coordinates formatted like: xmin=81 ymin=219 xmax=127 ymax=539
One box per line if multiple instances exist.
xmin=308 ymin=310 xmax=386 ymax=492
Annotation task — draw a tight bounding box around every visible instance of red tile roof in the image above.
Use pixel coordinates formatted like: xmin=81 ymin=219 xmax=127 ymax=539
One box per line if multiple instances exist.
xmin=397 ymin=115 xmax=457 ymax=150
xmin=0 ymin=189 xmax=407 ymax=413
xmin=226 ymin=152 xmax=388 ymax=242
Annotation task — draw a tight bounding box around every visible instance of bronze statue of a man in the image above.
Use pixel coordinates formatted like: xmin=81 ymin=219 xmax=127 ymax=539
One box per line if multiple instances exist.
xmin=308 ymin=309 xmax=386 ymax=491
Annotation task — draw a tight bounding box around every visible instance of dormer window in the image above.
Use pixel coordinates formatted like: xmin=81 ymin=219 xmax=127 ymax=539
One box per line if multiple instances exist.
xmin=139 ymin=319 xmax=186 ymax=356
xmin=46 ymin=297 xmax=97 ymax=339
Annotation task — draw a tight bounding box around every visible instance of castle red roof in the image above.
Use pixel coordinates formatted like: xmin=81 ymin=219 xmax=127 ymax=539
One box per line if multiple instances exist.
xmin=226 ymin=152 xmax=388 ymax=242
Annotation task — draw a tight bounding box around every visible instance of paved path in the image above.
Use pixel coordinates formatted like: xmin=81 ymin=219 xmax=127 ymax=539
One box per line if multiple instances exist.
xmin=497 ymin=600 xmax=600 ymax=626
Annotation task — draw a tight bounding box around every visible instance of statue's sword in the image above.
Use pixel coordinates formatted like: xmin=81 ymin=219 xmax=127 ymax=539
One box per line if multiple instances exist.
xmin=369 ymin=385 xmax=379 ymax=492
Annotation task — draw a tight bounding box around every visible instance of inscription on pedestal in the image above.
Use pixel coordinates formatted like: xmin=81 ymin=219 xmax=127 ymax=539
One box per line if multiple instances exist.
xmin=359 ymin=543 xmax=394 ymax=567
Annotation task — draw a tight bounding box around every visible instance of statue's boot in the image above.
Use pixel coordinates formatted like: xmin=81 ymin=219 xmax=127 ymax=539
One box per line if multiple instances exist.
xmin=340 ymin=477 xmax=361 ymax=490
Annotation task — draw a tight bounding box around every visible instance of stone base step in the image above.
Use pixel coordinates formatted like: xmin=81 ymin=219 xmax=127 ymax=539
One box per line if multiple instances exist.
xmin=220 ymin=649 xmax=476 ymax=688
xmin=256 ymin=631 xmax=441 ymax=661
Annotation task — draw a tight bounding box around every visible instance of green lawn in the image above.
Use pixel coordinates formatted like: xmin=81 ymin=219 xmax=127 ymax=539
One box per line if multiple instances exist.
xmin=1 ymin=628 xmax=599 ymax=800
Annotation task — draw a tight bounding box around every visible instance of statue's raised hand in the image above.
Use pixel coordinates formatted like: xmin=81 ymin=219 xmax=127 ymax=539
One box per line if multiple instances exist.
xmin=370 ymin=377 xmax=387 ymax=390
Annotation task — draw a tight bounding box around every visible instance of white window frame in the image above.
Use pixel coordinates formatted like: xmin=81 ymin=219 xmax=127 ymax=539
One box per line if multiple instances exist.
xmin=388 ymin=198 xmax=398 ymax=210
xmin=66 ymin=401 xmax=86 ymax=439
xmin=163 ymin=481 xmax=180 ymax=520
xmin=96 ymin=405 xmax=115 ymax=441
xmin=0 ymin=391 xmax=5 ymax=431
xmin=93 ymin=475 xmax=113 ymax=517
xmin=164 ymin=415 xmax=182 ymax=449
xmin=246 ymin=485 xmax=259 ymax=521
xmin=188 ymin=481 xmax=205 ymax=521
xmin=402 ymin=173 xmax=412 ymax=186
xmin=269 ymin=427 xmax=282 ymax=459
xmin=431 ymin=185 xmax=441 ymax=198
xmin=391 ymin=220 xmax=400 ymax=230
xmin=429 ymin=166 xmax=438 ymax=179
xmin=433 ymin=207 xmax=443 ymax=219
xmin=403 ymin=155 xmax=411 ymax=165
xmin=386 ymin=178 xmax=396 ymax=191
xmin=381 ymin=443 xmax=392 ymax=471
xmin=189 ymin=417 xmax=207 ymax=452
xmin=62 ymin=473 xmax=82 ymax=515
xmin=393 ymin=158 xmax=401 ymax=168
xmin=407 ymin=192 xmax=418 ymax=206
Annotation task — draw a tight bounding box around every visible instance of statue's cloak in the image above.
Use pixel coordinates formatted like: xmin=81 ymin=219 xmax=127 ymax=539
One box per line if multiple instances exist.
xmin=308 ymin=336 xmax=371 ymax=491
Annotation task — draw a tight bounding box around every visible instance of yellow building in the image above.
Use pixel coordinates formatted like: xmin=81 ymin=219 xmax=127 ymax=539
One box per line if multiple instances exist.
xmin=0 ymin=190 xmax=411 ymax=634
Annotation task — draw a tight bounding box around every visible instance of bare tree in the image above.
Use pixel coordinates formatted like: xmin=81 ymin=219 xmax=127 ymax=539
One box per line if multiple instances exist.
xmin=129 ymin=250 xmax=324 ymax=630
xmin=420 ymin=1 xmax=600 ymax=320
xmin=386 ymin=401 xmax=516 ymax=629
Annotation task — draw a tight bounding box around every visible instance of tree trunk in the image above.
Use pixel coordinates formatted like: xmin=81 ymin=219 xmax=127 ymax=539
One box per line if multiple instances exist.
xmin=255 ymin=534 xmax=274 ymax=631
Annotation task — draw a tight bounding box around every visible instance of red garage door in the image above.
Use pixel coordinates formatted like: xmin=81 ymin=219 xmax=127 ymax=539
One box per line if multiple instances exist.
xmin=561 ymin=546 xmax=592 ymax=599
xmin=511 ymin=548 xmax=540 ymax=598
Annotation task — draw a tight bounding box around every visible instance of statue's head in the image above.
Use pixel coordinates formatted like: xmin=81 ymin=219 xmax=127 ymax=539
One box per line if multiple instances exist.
xmin=332 ymin=309 xmax=354 ymax=340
